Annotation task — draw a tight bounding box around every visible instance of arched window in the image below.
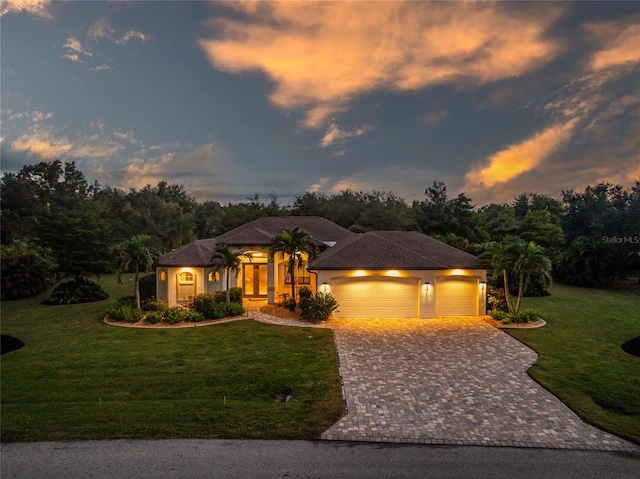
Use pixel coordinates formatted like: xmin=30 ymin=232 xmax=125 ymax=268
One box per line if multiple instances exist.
xmin=177 ymin=271 xmax=196 ymax=302
xmin=208 ymin=271 xmax=220 ymax=282
xmin=159 ymin=270 xmax=167 ymax=281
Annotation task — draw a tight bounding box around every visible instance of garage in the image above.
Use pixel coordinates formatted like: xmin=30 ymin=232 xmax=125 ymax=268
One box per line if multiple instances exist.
xmin=332 ymin=277 xmax=418 ymax=318
xmin=436 ymin=276 xmax=478 ymax=316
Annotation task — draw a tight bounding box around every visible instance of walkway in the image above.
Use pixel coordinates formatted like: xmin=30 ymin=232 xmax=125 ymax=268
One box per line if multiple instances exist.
xmin=251 ymin=311 xmax=638 ymax=451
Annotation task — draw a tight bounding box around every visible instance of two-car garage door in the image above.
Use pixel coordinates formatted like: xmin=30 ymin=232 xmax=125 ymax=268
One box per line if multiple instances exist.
xmin=435 ymin=276 xmax=478 ymax=316
xmin=332 ymin=277 xmax=418 ymax=318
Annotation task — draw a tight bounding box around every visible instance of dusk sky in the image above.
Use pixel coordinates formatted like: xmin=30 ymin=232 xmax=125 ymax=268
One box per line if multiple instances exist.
xmin=1 ymin=1 xmax=639 ymax=205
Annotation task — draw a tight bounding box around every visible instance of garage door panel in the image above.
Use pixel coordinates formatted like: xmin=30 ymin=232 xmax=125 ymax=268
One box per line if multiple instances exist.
xmin=436 ymin=277 xmax=477 ymax=316
xmin=332 ymin=277 xmax=417 ymax=318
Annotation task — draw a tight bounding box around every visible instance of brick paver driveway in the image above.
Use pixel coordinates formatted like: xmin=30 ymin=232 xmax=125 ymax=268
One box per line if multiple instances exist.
xmin=319 ymin=317 xmax=637 ymax=451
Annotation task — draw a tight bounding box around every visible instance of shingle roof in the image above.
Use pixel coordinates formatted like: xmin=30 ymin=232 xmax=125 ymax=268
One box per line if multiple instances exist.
xmin=157 ymin=216 xmax=354 ymax=266
xmin=308 ymin=231 xmax=480 ymax=270
xmin=214 ymin=216 xmax=354 ymax=246
xmin=157 ymin=238 xmax=218 ymax=267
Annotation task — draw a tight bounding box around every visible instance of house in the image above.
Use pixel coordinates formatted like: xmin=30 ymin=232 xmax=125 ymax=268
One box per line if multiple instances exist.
xmin=156 ymin=216 xmax=486 ymax=318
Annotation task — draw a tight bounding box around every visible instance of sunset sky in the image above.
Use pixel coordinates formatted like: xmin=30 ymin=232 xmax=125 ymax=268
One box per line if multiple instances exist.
xmin=1 ymin=1 xmax=639 ymax=205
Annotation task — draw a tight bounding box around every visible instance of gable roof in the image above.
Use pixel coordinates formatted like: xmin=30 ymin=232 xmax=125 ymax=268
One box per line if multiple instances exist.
xmin=214 ymin=216 xmax=354 ymax=246
xmin=308 ymin=231 xmax=480 ymax=270
xmin=157 ymin=216 xmax=354 ymax=266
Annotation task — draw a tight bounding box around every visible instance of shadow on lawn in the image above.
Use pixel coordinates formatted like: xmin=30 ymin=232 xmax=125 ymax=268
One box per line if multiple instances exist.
xmin=1 ymin=334 xmax=25 ymax=354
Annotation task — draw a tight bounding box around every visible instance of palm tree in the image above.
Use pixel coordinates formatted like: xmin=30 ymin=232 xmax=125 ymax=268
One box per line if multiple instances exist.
xmin=481 ymin=236 xmax=522 ymax=313
xmin=513 ymin=241 xmax=552 ymax=314
xmin=210 ymin=242 xmax=247 ymax=303
xmin=269 ymin=227 xmax=318 ymax=306
xmin=111 ymin=234 xmax=158 ymax=309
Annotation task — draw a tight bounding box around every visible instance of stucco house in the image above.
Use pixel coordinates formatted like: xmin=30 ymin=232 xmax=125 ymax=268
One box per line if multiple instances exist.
xmin=156 ymin=216 xmax=486 ymax=318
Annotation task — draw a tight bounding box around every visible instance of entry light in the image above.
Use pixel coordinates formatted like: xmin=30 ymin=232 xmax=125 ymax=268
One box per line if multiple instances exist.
xmin=321 ymin=282 xmax=329 ymax=292
xmin=424 ymin=281 xmax=431 ymax=292
xmin=480 ymin=282 xmax=486 ymax=292
xmin=354 ymin=270 xmax=367 ymax=277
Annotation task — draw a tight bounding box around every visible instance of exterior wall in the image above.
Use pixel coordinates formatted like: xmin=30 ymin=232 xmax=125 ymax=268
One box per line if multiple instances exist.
xmin=158 ymin=266 xmax=223 ymax=306
xmin=316 ymin=268 xmax=486 ymax=318
xmin=271 ymin=252 xmax=316 ymax=304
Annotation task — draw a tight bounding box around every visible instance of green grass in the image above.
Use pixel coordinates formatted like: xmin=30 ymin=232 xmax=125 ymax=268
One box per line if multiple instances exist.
xmin=0 ymin=275 xmax=344 ymax=442
xmin=512 ymin=282 xmax=640 ymax=444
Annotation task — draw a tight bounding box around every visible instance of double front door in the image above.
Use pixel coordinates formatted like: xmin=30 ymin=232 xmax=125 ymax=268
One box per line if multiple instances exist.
xmin=243 ymin=264 xmax=268 ymax=297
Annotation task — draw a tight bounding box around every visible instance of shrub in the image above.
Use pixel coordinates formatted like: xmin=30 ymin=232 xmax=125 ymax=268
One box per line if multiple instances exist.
xmin=164 ymin=307 xmax=188 ymax=324
xmin=298 ymin=286 xmax=313 ymax=300
xmin=44 ymin=277 xmax=109 ymax=305
xmin=138 ymin=273 xmax=156 ymax=302
xmin=300 ymin=292 xmax=338 ymax=323
xmin=229 ymin=287 xmax=243 ymax=303
xmin=145 ymin=311 xmax=163 ymax=324
xmin=184 ymin=310 xmax=205 ymax=323
xmin=108 ymin=305 xmax=143 ymax=323
xmin=224 ymin=302 xmax=245 ymax=317
xmin=144 ymin=299 xmax=168 ymax=312
xmin=1 ymin=239 xmax=56 ymax=300
xmin=518 ymin=309 xmax=540 ymax=323
xmin=489 ymin=309 xmax=508 ymax=321
xmin=189 ymin=293 xmax=221 ymax=318
xmin=487 ymin=286 xmax=508 ymax=312
xmin=113 ymin=295 xmax=137 ymax=308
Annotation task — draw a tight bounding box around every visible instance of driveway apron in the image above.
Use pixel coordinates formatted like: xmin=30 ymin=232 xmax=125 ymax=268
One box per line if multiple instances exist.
xmin=320 ymin=317 xmax=637 ymax=451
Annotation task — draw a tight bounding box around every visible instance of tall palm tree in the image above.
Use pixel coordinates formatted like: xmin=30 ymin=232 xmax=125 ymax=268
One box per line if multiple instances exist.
xmin=513 ymin=241 xmax=552 ymax=314
xmin=111 ymin=234 xmax=158 ymax=309
xmin=210 ymin=242 xmax=247 ymax=303
xmin=269 ymin=227 xmax=318 ymax=306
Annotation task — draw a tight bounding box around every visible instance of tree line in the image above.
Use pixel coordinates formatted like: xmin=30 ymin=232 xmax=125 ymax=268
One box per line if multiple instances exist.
xmin=1 ymin=160 xmax=639 ymax=300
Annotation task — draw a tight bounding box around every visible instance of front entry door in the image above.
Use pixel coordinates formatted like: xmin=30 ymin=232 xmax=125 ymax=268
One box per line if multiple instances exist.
xmin=244 ymin=264 xmax=268 ymax=297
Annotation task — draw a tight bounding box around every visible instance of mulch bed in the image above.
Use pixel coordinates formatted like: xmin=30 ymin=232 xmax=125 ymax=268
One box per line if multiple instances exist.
xmin=481 ymin=315 xmax=546 ymax=329
xmin=260 ymin=304 xmax=303 ymax=321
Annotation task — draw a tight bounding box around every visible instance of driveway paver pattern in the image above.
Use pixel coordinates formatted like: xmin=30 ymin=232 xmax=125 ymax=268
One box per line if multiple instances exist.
xmin=250 ymin=311 xmax=638 ymax=451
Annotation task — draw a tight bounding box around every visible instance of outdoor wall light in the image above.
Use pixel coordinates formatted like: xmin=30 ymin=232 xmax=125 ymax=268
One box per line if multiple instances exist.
xmin=480 ymin=281 xmax=486 ymax=292
xmin=321 ymin=282 xmax=329 ymax=292
xmin=424 ymin=281 xmax=431 ymax=292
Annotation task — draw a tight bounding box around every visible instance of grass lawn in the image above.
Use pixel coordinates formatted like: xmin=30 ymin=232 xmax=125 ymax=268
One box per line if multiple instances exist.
xmin=0 ymin=275 xmax=344 ymax=442
xmin=513 ymin=282 xmax=640 ymax=444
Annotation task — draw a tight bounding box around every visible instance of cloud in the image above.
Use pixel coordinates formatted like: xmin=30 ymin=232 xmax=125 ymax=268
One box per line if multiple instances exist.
xmin=420 ymin=109 xmax=449 ymax=128
xmin=0 ymin=0 xmax=52 ymax=18
xmin=88 ymin=17 xmax=152 ymax=45
xmin=89 ymin=65 xmax=111 ymax=71
xmin=61 ymin=36 xmax=92 ymax=62
xmin=466 ymin=119 xmax=579 ymax=188
xmin=199 ymin=1 xmax=565 ymax=127
xmin=11 ymin=127 xmax=73 ymax=159
xmin=319 ymin=123 xmax=371 ymax=148
xmin=586 ymin=20 xmax=640 ymax=71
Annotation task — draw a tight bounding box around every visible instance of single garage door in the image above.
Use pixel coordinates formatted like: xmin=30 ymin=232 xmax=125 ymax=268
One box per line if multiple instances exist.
xmin=332 ymin=277 xmax=418 ymax=318
xmin=436 ymin=276 xmax=478 ymax=316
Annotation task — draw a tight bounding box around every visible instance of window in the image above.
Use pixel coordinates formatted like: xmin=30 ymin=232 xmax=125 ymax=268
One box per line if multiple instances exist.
xmin=208 ymin=271 xmax=220 ymax=282
xmin=177 ymin=271 xmax=196 ymax=302
xmin=159 ymin=270 xmax=166 ymax=281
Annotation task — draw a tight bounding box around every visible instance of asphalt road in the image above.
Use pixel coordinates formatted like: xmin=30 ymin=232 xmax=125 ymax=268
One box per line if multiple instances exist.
xmin=2 ymin=439 xmax=640 ymax=479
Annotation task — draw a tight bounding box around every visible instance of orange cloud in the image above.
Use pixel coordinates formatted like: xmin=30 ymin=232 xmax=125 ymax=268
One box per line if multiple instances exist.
xmin=465 ymin=119 xmax=579 ymax=188
xmin=11 ymin=129 xmax=73 ymax=159
xmin=587 ymin=21 xmax=640 ymax=71
xmin=199 ymin=1 xmax=565 ymax=127
xmin=319 ymin=123 xmax=371 ymax=148
xmin=0 ymin=0 xmax=52 ymax=18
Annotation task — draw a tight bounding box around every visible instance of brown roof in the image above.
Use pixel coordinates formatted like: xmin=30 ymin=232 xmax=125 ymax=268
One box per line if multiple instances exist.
xmin=214 ymin=216 xmax=354 ymax=246
xmin=158 ymin=216 xmax=354 ymax=266
xmin=308 ymin=231 xmax=480 ymax=270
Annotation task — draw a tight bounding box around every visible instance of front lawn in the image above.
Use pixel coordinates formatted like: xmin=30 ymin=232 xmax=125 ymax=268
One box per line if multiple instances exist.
xmin=0 ymin=275 xmax=344 ymax=442
xmin=513 ymin=282 xmax=640 ymax=444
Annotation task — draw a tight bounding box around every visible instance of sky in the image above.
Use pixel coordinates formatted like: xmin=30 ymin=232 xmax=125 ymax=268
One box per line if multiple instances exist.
xmin=1 ymin=1 xmax=639 ymax=206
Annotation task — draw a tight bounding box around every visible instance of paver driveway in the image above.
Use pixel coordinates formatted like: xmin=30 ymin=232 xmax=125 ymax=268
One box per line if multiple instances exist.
xmin=317 ymin=317 xmax=637 ymax=451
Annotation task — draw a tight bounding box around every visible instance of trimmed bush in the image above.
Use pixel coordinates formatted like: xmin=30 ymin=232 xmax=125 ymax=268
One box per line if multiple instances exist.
xmin=224 ymin=302 xmax=245 ymax=317
xmin=229 ymin=287 xmax=243 ymax=303
xmin=44 ymin=277 xmax=109 ymax=305
xmin=189 ymin=293 xmax=222 ymax=319
xmin=145 ymin=311 xmax=163 ymax=324
xmin=138 ymin=273 xmax=156 ymax=302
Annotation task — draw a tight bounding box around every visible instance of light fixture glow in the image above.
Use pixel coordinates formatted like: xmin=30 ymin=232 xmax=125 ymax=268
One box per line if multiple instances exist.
xmin=386 ymin=270 xmax=401 ymax=277
xmin=451 ymin=269 xmax=464 ymax=275
xmin=353 ymin=270 xmax=367 ymax=277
